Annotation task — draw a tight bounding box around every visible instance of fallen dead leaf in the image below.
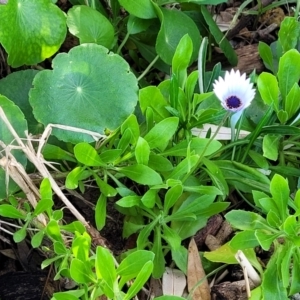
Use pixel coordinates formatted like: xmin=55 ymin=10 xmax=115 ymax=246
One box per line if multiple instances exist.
xmin=162 ymin=267 xmax=186 ymax=297
xmin=187 ymin=238 xmax=211 ymax=300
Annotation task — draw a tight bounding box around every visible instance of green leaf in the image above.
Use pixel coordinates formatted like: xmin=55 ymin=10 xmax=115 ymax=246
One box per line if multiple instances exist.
xmin=60 ymin=221 xmax=86 ymax=234
xmin=152 ymin=228 xmax=165 ymax=278
xmin=29 ymin=44 xmax=138 ymax=143
xmin=116 ymin=195 xmax=141 ymax=208
xmin=262 ymin=134 xmax=281 ymax=161
xmin=148 ymin=154 xmax=173 ymax=172
xmin=0 ymin=0 xmax=66 ymax=67
xmin=70 ymin=258 xmax=95 ymax=284
xmin=121 ymin=114 xmax=140 ymax=146
xmin=74 ymin=142 xmax=104 ymax=166
xmin=248 ymin=150 xmax=269 ymax=170
xmin=95 ymin=177 xmax=117 ymax=197
xmin=255 ymin=230 xmax=280 ymax=251
xmin=13 ymin=226 xmax=27 ymax=243
xmin=202 ymin=158 xmax=229 ymax=198
xmin=137 ymin=221 xmax=158 ymax=249
xmin=117 ymin=164 xmax=162 ymax=185
xmin=139 ymin=86 xmax=170 ymax=122
xmin=42 ymin=144 xmax=76 ymax=162
xmin=167 ymin=155 xmax=199 ymax=180
xmin=95 ymin=194 xmax=107 ymax=230
xmin=283 ymin=215 xmax=297 ymax=236
xmin=155 ymin=6 xmax=201 ymax=65
xmin=214 ymin=160 xmax=270 ymax=193
xmin=135 ymin=137 xmax=150 ymax=165
xmin=270 ymin=174 xmax=289 ymax=221
xmin=31 ymin=230 xmax=44 ymax=248
xmin=172 ymin=34 xmax=193 ymax=88
xmin=277 ymin=49 xmax=300 ymax=100
xmin=141 ymin=189 xmax=157 ymax=209
xmin=0 ymin=204 xmax=25 ymax=219
xmin=52 ymin=290 xmax=85 ymax=300
xmin=54 ymin=241 xmax=67 ymax=255
xmin=201 ymin=6 xmax=237 ymax=66
xmin=46 ymin=220 xmax=63 ymax=243
xmin=230 ymin=230 xmax=260 ymax=250
xmin=99 ymin=149 xmax=122 ymax=163
xmin=162 ymin=137 xmax=222 ymax=157
xmin=277 ymin=109 xmax=289 ymax=124
xmin=261 ymin=246 xmax=288 ymax=300
xmin=162 ymin=224 xmax=181 ymax=250
xmin=280 ymin=245 xmax=293 ymax=289
xmin=67 ymin=5 xmax=114 ymax=48
xmin=39 ymin=178 xmax=52 ymax=201
xmin=164 ymin=185 xmax=183 ymax=213
xmin=95 ymin=246 xmax=116 ymax=298
xmin=144 ymin=117 xmax=179 ymax=151
xmin=225 ymin=210 xmax=269 ymax=231
xmin=65 ymin=167 xmax=92 ymax=189
xmin=290 ymin=252 xmax=300 ymax=295
xmin=0 ymin=96 xmax=28 ymax=199
xmin=117 ymin=250 xmax=154 ymax=279
xmin=258 ymin=42 xmax=274 ymax=72
xmin=72 ymin=232 xmax=91 ymax=262
xmin=119 ymin=0 xmax=156 ymax=19
xmin=278 ymin=17 xmax=300 ymax=53
xmin=257 ymin=72 xmax=279 ymax=109
xmin=204 ymin=243 xmax=237 ymax=264
xmin=0 ymin=70 xmax=41 ymax=134
xmin=285 ymin=82 xmax=300 ymax=119
xmin=127 ymin=15 xmax=153 ymax=34
xmin=124 ymin=261 xmax=153 ymax=300
xmin=33 ymin=198 xmax=53 ymax=216
xmin=172 ymin=246 xmax=188 ymax=274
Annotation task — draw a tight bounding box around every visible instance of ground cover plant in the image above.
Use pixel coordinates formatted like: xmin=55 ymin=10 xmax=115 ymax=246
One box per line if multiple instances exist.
xmin=1 ymin=0 xmax=300 ymax=299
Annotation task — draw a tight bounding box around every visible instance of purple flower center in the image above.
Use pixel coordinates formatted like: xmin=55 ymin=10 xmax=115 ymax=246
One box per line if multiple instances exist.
xmin=226 ymin=96 xmax=241 ymax=109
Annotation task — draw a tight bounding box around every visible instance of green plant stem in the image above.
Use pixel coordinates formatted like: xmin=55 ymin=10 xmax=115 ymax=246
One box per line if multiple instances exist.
xmin=182 ymin=111 xmax=230 ymax=183
xmin=137 ymin=55 xmax=160 ymax=82
xmin=117 ymin=31 xmax=130 ymax=55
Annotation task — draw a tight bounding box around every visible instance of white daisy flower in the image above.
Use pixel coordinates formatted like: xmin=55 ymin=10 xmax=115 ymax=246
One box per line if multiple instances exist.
xmin=213 ymin=69 xmax=256 ymax=140
xmin=213 ymin=69 xmax=256 ymax=113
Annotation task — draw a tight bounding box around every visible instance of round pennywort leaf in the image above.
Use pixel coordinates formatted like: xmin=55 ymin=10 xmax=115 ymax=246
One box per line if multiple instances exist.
xmin=29 ymin=44 xmax=138 ymax=143
xmin=0 ymin=0 xmax=67 ymax=67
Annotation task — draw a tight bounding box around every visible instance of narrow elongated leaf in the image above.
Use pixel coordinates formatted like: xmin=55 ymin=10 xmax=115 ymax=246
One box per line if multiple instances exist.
xmin=124 ymin=261 xmax=153 ymax=300
xmin=201 ymin=6 xmax=237 ymax=66
xmin=144 ymin=117 xmax=179 ymax=151
xmin=277 ymin=49 xmax=300 ymax=100
xmin=164 ymin=185 xmax=183 ymax=213
xmin=117 ymin=164 xmax=162 ymax=185
xmin=270 ymin=174 xmax=289 ymax=221
xmin=74 ymin=143 xmax=104 ymax=166
xmin=225 ymin=210 xmax=268 ymax=231
xmin=70 ymin=258 xmax=95 ymax=284
xmin=0 ymin=204 xmax=25 ymax=219
xmin=117 ymin=250 xmax=154 ymax=278
xmin=95 ymin=246 xmax=116 ymax=298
